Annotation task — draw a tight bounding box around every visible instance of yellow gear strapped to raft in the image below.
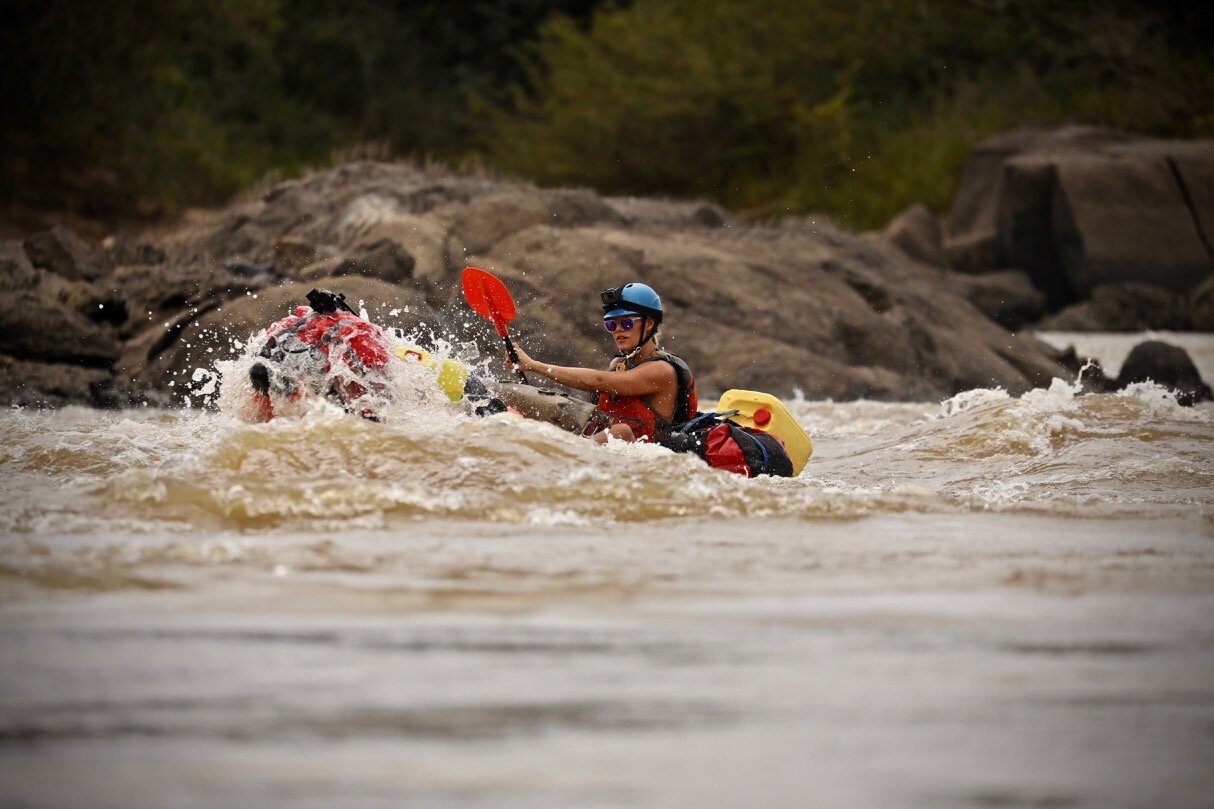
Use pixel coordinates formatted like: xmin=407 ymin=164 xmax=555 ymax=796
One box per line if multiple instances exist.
xmin=715 ymin=389 xmax=813 ymax=476
xmin=394 ymin=345 xmax=469 ymax=403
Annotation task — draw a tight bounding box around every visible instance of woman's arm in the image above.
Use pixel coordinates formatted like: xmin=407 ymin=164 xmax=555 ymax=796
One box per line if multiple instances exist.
xmin=510 ymin=346 xmax=672 ymax=396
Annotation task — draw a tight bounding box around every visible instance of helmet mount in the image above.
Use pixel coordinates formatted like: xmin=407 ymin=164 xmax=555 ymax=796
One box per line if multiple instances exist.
xmin=601 ymin=283 xmax=663 ymax=321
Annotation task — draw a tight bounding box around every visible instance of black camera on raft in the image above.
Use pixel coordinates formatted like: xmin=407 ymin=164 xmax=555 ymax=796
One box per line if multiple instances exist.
xmin=306 ymin=288 xmax=356 ymax=315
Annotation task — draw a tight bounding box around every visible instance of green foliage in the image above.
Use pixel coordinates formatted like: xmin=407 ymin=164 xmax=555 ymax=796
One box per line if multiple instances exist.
xmin=481 ymin=0 xmax=1214 ymax=228
xmin=0 ymin=0 xmax=602 ymax=220
xmin=1 ymin=0 xmax=304 ymax=216
xmin=2 ymin=0 xmax=1210 ymax=228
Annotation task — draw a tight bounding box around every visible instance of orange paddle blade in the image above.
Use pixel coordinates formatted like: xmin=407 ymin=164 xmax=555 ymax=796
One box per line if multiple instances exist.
xmin=461 ymin=266 xmax=516 ymax=335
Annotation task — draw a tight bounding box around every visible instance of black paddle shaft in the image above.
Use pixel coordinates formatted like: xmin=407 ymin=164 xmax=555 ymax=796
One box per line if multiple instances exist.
xmin=503 ymin=331 xmax=529 ymax=384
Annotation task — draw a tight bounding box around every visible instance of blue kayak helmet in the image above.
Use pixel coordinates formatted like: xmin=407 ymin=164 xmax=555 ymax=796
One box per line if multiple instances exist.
xmin=601 ymin=283 xmax=663 ymax=324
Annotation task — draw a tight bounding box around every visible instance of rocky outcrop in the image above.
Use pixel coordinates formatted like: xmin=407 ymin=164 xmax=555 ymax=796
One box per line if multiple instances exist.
xmin=0 ymin=240 xmax=38 ymax=289
xmin=1 ymin=160 xmax=1090 ymax=408
xmin=1190 ymin=275 xmax=1214 ymax=331
xmin=942 ymin=270 xmax=1045 ymax=331
xmin=943 ymin=127 xmax=1214 ymax=316
xmin=1037 ymin=283 xmax=1190 ymax=332
xmin=0 ymin=291 xmax=119 ymax=365
xmin=882 ymin=203 xmax=947 ymax=269
xmin=24 ymin=224 xmax=112 ymax=281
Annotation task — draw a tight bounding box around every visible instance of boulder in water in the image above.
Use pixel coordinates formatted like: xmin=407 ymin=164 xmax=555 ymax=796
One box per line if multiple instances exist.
xmin=1116 ymin=340 xmax=1211 ymax=405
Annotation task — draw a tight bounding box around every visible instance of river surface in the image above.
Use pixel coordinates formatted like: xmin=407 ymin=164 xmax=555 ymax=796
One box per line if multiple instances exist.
xmin=1 ymin=333 xmax=1213 ymax=808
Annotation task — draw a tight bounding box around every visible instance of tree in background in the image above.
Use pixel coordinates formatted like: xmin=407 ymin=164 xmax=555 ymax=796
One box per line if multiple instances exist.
xmin=481 ymin=0 xmax=1214 ymax=227
xmin=1 ymin=0 xmax=1209 ymax=231
xmin=1 ymin=0 xmax=302 ymax=221
xmin=0 ymin=0 xmax=604 ymax=226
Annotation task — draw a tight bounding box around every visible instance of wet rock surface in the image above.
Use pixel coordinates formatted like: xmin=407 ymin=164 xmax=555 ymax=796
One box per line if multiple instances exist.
xmin=1116 ymin=340 xmax=1212 ymax=406
xmin=939 ymin=126 xmax=1213 ymax=323
xmin=1 ymin=153 xmax=1208 ymax=408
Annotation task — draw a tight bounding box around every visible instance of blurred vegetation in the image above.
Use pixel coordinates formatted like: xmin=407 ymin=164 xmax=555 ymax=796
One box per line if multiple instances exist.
xmin=0 ymin=0 xmax=600 ymax=224
xmin=483 ymin=0 xmax=1214 ymax=227
xmin=2 ymin=0 xmax=1211 ymax=231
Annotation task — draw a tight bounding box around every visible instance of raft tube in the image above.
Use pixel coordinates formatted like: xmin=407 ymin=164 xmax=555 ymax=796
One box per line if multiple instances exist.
xmin=491 ymin=382 xmax=604 ymax=435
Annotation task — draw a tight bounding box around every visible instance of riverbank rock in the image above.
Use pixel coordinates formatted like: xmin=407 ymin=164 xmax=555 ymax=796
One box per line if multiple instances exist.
xmin=1036 ymin=283 xmax=1190 ymax=332
xmin=0 ymin=354 xmax=157 ymax=408
xmin=0 ymin=241 xmax=38 ymax=290
xmin=4 ymin=160 xmax=1081 ymax=407
xmin=944 ymin=127 xmax=1214 ymax=313
xmin=882 ymin=203 xmax=947 ymax=268
xmin=23 ymin=224 xmax=112 ymax=281
xmin=1190 ymin=275 xmax=1214 ymax=331
xmin=942 ymin=270 xmax=1045 ymax=331
xmin=0 ymin=291 xmax=119 ymax=365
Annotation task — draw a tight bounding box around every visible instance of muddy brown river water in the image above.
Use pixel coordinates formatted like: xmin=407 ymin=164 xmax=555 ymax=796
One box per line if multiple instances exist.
xmin=1 ymin=333 xmax=1212 ymax=808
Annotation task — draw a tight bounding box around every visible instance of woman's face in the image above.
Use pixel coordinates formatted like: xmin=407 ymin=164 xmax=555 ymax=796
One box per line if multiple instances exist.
xmin=604 ymin=315 xmax=647 ymax=352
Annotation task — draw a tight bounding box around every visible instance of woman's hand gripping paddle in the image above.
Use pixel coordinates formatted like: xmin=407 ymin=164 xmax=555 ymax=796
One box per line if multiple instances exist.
xmin=461 ymin=266 xmax=529 ymax=384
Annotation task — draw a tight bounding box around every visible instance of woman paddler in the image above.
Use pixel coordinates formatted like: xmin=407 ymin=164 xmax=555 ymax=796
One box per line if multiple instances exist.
xmin=507 ymin=283 xmax=698 ymax=444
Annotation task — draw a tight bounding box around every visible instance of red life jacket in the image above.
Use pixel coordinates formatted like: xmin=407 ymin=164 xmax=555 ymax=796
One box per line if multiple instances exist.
xmin=250 ymin=306 xmax=393 ymax=421
xmin=596 ymin=351 xmax=697 ymax=442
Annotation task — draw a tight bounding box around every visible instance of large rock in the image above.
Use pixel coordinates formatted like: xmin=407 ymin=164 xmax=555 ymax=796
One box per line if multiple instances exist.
xmin=1116 ymin=340 xmax=1211 ymax=405
xmin=34 ymin=271 xmax=129 ymax=327
xmin=1036 ymin=282 xmax=1189 ymax=332
xmin=0 ymin=354 xmax=154 ymax=408
xmin=882 ymin=203 xmax=947 ymax=268
xmin=478 ymin=216 xmax=1071 ymax=400
xmin=943 ymin=270 xmax=1045 ymax=330
xmin=1190 ymin=275 xmax=1214 ymax=331
xmin=444 ymin=189 xmax=628 ymax=279
xmin=353 ymin=215 xmax=450 ymax=304
xmin=945 ymin=127 xmax=1138 ymax=274
xmin=0 ymin=291 xmax=119 ymax=366
xmin=23 ymin=225 xmax=111 ymax=281
xmin=103 ymin=234 xmax=166 ymax=266
xmin=945 ymin=127 xmax=1214 ymax=310
xmin=0 ymin=241 xmax=38 ymax=290
xmin=1051 ymin=154 xmax=1210 ymax=298
xmin=6 ymin=161 xmax=1084 ymax=405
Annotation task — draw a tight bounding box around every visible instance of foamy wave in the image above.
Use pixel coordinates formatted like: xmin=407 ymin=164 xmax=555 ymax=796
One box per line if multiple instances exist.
xmin=4 ymin=369 xmax=1212 ymax=539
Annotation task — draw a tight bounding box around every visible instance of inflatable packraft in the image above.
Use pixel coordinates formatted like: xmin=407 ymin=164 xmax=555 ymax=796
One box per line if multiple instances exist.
xmin=245 ymin=290 xmax=396 ymax=421
xmin=234 ymin=290 xmax=812 ymax=476
xmin=492 ymin=383 xmax=812 ymax=477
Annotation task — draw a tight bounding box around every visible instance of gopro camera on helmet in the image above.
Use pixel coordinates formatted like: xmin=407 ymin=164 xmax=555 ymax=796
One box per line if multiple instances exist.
xmin=600 ymin=287 xmax=625 ymax=310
